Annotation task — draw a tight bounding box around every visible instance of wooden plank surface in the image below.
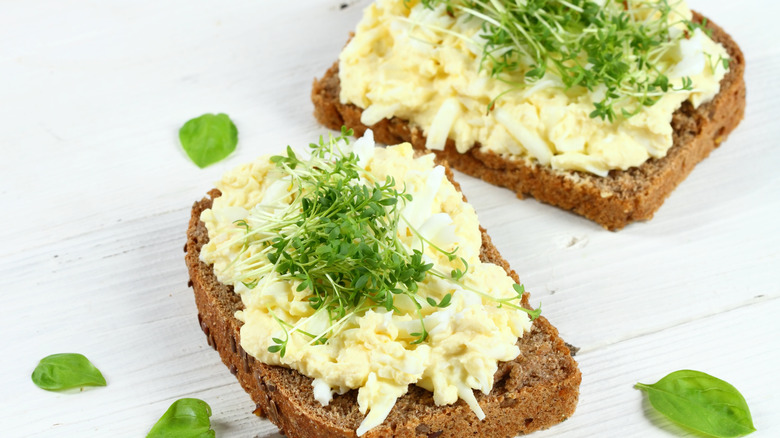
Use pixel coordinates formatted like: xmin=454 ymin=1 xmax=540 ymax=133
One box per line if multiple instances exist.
xmin=1 ymin=0 xmax=778 ymax=436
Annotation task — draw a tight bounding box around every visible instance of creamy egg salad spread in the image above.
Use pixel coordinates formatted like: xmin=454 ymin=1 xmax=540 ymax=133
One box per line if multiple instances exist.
xmin=199 ymin=130 xmax=535 ymax=435
xmin=339 ymin=0 xmax=730 ymax=176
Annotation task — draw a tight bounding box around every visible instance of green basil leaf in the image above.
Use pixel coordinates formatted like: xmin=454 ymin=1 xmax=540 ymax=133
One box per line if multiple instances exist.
xmin=147 ymin=398 xmax=215 ymax=438
xmin=31 ymin=353 xmax=107 ymax=391
xmin=636 ymin=370 xmax=756 ymax=438
xmin=179 ymin=113 xmax=238 ymax=168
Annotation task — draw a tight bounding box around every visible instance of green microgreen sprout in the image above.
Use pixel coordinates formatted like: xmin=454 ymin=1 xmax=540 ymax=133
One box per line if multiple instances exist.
xmin=411 ymin=0 xmax=724 ymax=121
xmin=228 ymin=127 xmax=538 ymax=357
xmin=266 ymin=312 xmax=290 ymax=357
xmin=451 ymin=257 xmax=468 ymax=281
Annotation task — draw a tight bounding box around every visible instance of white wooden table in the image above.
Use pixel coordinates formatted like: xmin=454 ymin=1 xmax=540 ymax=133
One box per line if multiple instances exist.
xmin=2 ymin=1 xmax=778 ymax=436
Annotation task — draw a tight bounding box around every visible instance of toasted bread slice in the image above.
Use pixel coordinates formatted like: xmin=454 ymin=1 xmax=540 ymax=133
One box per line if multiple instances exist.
xmin=185 ymin=164 xmax=581 ymax=437
xmin=311 ymin=12 xmax=746 ymax=230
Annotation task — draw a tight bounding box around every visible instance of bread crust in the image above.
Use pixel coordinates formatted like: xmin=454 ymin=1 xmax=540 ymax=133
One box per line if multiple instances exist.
xmin=311 ymin=12 xmax=746 ymax=230
xmin=186 ymin=172 xmax=581 ymax=437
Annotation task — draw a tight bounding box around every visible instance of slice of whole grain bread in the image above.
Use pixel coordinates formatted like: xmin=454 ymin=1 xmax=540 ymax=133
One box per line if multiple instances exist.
xmin=185 ymin=167 xmax=581 ymax=437
xmin=311 ymin=12 xmax=745 ymax=230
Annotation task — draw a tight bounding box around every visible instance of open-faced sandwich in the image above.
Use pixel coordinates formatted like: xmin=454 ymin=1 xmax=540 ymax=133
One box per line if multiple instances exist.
xmin=312 ymin=0 xmax=746 ymax=229
xmin=185 ymin=130 xmax=580 ymax=437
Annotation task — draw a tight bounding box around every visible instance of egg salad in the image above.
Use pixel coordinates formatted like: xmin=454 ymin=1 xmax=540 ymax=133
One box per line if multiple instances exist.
xmin=199 ymin=130 xmax=534 ymax=435
xmin=338 ymin=0 xmax=730 ymax=176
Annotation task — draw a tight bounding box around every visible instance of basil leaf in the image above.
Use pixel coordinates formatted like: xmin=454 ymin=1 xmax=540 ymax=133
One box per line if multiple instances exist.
xmin=31 ymin=353 xmax=107 ymax=391
xmin=636 ymin=370 xmax=756 ymax=438
xmin=179 ymin=113 xmax=238 ymax=168
xmin=147 ymin=398 xmax=215 ymax=438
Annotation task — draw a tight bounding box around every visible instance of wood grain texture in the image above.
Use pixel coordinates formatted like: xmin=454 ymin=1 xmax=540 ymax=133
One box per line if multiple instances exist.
xmin=1 ymin=0 xmax=778 ymax=436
